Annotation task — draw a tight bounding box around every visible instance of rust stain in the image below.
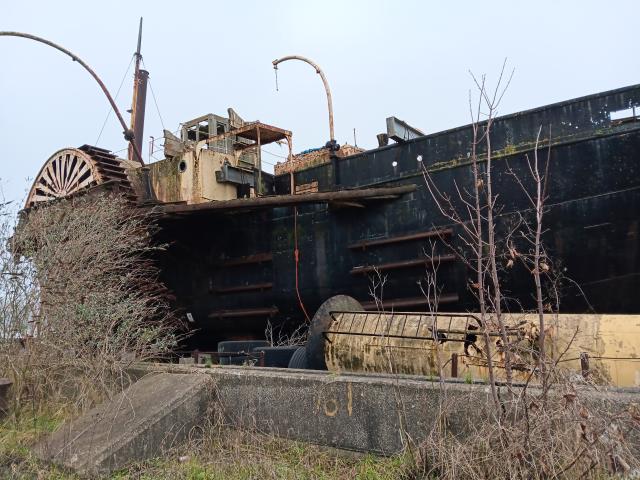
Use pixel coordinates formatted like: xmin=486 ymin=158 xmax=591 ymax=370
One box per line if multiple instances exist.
xmin=325 ymin=312 xmax=640 ymax=387
xmin=323 ymin=398 xmax=339 ymax=417
xmin=192 ymin=147 xmax=201 ymax=200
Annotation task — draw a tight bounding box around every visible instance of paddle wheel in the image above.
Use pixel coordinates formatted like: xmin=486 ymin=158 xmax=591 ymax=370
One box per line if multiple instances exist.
xmin=24 ymin=145 xmax=138 ymax=208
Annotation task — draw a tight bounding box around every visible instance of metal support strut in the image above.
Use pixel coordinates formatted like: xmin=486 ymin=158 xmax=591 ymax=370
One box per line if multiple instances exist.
xmin=128 ymin=17 xmax=148 ymax=163
xmin=272 ymin=55 xmax=337 ymax=150
xmin=0 ymin=31 xmax=145 ymax=165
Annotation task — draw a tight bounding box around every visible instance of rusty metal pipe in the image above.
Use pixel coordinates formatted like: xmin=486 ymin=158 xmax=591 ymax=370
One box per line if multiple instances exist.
xmin=350 ymin=254 xmax=457 ymax=275
xmin=272 ymin=55 xmax=335 ymax=143
xmin=128 ymin=69 xmax=148 ymax=162
xmin=0 ymin=31 xmax=145 ymax=165
xmin=128 ymin=18 xmax=147 ymax=163
xmin=348 ymin=228 xmax=454 ymax=250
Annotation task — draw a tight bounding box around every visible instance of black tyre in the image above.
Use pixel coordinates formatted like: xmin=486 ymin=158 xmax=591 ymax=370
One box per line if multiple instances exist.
xmin=306 ymin=295 xmax=363 ymax=370
xmin=218 ymin=340 xmax=269 ymax=365
xmin=288 ymin=346 xmax=308 ymax=369
xmin=252 ymin=346 xmax=299 ymax=368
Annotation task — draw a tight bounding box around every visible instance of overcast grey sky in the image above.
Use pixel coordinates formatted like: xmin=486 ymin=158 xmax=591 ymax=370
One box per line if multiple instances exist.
xmin=1 ymin=0 xmax=638 ymax=205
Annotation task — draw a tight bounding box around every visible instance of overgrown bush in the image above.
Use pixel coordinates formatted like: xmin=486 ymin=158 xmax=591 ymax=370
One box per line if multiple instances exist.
xmin=0 ymin=193 xmax=183 ymax=414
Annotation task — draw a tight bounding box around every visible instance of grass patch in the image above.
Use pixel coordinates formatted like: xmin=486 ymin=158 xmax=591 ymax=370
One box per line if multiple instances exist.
xmin=0 ymin=409 xmax=74 ymax=479
xmin=121 ymin=430 xmax=413 ymax=480
xmin=0 ymin=412 xmax=412 ymax=479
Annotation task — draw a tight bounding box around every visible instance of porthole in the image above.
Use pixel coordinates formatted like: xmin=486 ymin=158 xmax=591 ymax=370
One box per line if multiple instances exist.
xmin=178 ymin=160 xmax=187 ymax=173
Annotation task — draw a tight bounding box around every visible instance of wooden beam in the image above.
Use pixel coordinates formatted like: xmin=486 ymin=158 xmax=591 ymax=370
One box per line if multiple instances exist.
xmin=158 ymin=184 xmax=416 ymax=214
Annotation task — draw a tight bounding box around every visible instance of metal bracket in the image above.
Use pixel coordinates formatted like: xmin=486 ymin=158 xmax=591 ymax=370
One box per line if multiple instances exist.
xmin=386 ymin=116 xmax=424 ymax=143
xmin=215 ymin=162 xmax=255 ymax=187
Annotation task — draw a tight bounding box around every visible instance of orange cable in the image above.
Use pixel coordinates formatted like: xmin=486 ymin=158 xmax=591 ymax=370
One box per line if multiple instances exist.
xmin=293 ymin=206 xmax=311 ymax=322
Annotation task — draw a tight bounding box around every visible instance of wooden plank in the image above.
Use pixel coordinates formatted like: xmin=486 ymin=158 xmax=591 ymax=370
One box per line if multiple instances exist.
xmin=203 ymin=122 xmax=291 ymax=147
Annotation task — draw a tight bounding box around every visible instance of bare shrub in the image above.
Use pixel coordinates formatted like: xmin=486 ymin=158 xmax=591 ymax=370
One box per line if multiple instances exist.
xmin=417 ymin=383 xmax=639 ymax=479
xmin=418 ymin=64 xmax=640 ymax=478
xmin=0 ymin=193 xmax=183 ymax=414
xmin=264 ymin=319 xmax=308 ymax=347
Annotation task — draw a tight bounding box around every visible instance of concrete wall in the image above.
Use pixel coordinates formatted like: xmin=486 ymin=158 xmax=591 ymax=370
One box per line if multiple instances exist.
xmin=210 ymin=367 xmax=491 ymax=455
xmin=40 ymin=365 xmax=640 ymax=476
xmin=140 ymin=365 xmax=640 ymax=455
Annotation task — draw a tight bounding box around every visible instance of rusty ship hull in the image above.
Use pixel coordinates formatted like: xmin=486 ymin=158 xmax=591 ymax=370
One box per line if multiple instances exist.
xmin=154 ymin=84 xmax=640 ymax=350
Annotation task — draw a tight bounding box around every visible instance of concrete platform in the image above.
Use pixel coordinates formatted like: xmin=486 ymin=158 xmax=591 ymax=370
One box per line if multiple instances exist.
xmin=35 ymin=372 xmax=211 ymax=477
xmin=156 ymin=365 xmax=640 ymax=455
xmin=34 ymin=364 xmax=640 ymax=476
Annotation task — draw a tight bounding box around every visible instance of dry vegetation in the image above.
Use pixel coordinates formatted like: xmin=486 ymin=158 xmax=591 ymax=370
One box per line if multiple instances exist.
xmin=0 ymin=194 xmax=189 ymax=477
xmin=0 ymin=70 xmax=639 ymax=478
xmin=1 ymin=415 xmax=411 ymax=479
xmin=0 ymin=194 xmax=182 ymax=413
xmin=0 ymin=194 xmax=405 ymax=479
xmin=415 ymin=64 xmax=640 ymax=479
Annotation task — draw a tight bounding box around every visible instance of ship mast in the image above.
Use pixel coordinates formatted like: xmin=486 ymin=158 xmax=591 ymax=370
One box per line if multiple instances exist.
xmin=127 ymin=17 xmax=149 ymax=163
